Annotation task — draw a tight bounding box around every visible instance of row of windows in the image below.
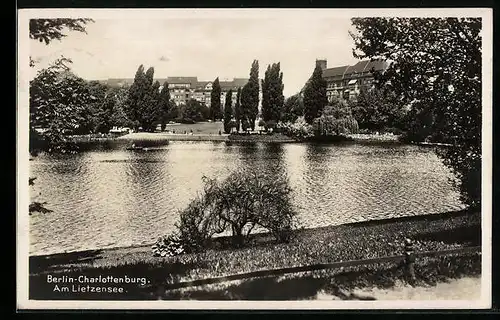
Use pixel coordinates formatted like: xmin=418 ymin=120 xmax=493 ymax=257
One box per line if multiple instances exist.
xmin=173 ymin=94 xmax=190 ymax=99
xmin=174 ymin=93 xmax=239 ymax=100
xmin=170 ymin=88 xmax=240 ymax=95
xmin=169 ymin=83 xmax=191 ymax=89
xmin=326 ymin=80 xmax=374 ymax=89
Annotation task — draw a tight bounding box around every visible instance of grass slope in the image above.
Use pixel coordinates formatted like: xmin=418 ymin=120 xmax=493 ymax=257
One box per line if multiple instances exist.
xmin=29 ymin=209 xmax=480 ymax=300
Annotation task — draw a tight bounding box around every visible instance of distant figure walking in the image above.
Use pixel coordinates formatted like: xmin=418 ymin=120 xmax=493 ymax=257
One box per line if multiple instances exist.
xmin=218 ymin=130 xmax=222 ymax=135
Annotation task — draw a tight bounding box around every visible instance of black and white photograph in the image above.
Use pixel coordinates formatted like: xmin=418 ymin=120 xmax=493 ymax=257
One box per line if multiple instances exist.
xmin=17 ymin=8 xmax=492 ymax=309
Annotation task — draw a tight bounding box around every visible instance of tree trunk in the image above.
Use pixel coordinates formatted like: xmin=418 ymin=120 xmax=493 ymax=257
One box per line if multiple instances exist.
xmin=231 ymin=225 xmax=244 ymax=248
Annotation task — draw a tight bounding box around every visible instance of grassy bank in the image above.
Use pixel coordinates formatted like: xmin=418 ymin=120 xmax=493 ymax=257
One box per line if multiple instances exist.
xmin=228 ymin=133 xmax=296 ymax=143
xmin=29 ymin=209 xmax=480 ymax=300
xmin=115 ymin=132 xmax=398 ymax=144
xmin=117 ymin=132 xmax=228 ymax=142
xmin=67 ymin=133 xmax=127 ymax=142
xmin=62 ymin=122 xmax=404 ymax=145
xmin=347 ymin=133 xmax=401 ymax=142
xmin=116 ymin=132 xmax=296 ymax=143
xmin=163 ymin=121 xmax=223 ymax=134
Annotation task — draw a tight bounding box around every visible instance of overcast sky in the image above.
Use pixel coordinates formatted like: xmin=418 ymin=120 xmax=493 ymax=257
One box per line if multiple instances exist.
xmin=29 ymin=11 xmax=361 ymax=97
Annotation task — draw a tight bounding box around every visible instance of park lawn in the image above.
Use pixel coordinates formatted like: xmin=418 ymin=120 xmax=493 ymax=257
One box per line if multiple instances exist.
xmin=163 ymin=121 xmax=224 ymax=134
xmin=29 ymin=209 xmax=481 ymax=300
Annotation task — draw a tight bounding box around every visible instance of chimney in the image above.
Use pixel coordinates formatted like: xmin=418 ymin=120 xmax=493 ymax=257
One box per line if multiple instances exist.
xmin=316 ymin=59 xmax=327 ymax=70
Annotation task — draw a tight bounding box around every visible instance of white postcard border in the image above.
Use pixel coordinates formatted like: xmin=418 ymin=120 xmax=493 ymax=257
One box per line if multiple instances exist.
xmin=17 ymin=8 xmax=493 ymax=310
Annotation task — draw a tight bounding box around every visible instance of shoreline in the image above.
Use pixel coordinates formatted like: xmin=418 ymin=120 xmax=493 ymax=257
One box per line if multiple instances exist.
xmin=67 ymin=132 xmax=451 ymax=146
xmin=28 ymin=208 xmax=481 ymax=300
xmin=29 ymin=208 xmax=473 ymax=259
xmin=116 ymin=132 xmax=298 ymax=143
xmin=105 ymin=132 xmax=402 ymax=144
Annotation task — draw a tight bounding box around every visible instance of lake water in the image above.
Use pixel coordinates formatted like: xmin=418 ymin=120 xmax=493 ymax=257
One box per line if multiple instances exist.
xmin=29 ymin=141 xmax=465 ymax=256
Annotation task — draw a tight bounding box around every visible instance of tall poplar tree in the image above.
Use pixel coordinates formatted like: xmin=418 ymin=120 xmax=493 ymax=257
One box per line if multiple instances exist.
xmin=223 ymin=89 xmax=233 ymax=134
xmin=126 ymin=64 xmax=146 ymax=130
xmin=241 ymin=60 xmax=260 ymax=130
xmin=139 ymin=79 xmax=161 ymax=132
xmin=234 ymin=87 xmax=242 ymax=132
xmin=303 ymin=64 xmax=327 ymax=124
xmin=126 ymin=65 xmax=162 ymax=131
xmin=159 ymin=82 xmax=171 ymax=131
xmin=261 ymin=62 xmax=284 ymax=123
xmin=210 ymin=77 xmax=222 ymax=121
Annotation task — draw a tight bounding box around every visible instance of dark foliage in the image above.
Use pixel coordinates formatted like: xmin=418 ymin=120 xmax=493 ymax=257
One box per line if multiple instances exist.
xmin=223 ymin=89 xmax=233 ymax=133
xmin=303 ymin=64 xmax=328 ymax=125
xmin=210 ymin=77 xmax=222 ymax=121
xmin=261 ymin=62 xmax=284 ymax=123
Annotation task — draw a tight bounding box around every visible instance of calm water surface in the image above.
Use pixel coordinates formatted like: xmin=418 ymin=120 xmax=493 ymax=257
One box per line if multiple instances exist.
xmin=29 ymin=141 xmax=465 ymax=255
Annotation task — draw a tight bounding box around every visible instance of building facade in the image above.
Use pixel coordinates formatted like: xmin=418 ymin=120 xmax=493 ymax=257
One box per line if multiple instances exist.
xmin=102 ymin=77 xmax=260 ymax=108
xmin=303 ymin=59 xmax=390 ymax=102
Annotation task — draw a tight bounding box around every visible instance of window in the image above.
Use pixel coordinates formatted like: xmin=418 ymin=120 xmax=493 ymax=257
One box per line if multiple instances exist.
xmin=343 ymin=90 xmax=350 ymax=100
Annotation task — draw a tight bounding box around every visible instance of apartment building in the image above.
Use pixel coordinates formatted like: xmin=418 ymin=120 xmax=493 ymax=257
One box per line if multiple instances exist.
xmin=302 ymin=59 xmax=390 ymax=102
xmin=103 ymin=77 xmax=258 ymax=108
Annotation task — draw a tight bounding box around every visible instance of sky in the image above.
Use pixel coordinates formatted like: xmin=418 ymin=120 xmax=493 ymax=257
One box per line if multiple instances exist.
xmin=29 ymin=11 xmax=361 ymax=97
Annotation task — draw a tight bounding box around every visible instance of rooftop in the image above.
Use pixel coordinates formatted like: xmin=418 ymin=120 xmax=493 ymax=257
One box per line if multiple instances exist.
xmin=322 ymin=59 xmax=389 ymax=78
xmin=219 ymin=78 xmax=249 ymax=90
xmin=322 ymin=65 xmax=350 ymax=78
xmin=166 ymin=76 xmax=198 ymax=87
xmin=101 ymin=77 xmax=250 ymax=91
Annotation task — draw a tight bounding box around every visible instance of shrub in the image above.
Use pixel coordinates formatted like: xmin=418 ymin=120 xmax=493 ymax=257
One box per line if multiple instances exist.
xmin=313 ymin=116 xmax=359 ymax=136
xmin=277 ymin=116 xmax=314 ymax=141
xmin=241 ymin=119 xmax=251 ymax=132
xmin=151 ymin=234 xmax=185 ymax=257
xmin=179 ymin=118 xmax=195 ymax=124
xmin=265 ymin=120 xmax=277 ymax=132
xmin=313 ymin=103 xmax=359 ymax=136
xmin=176 ymin=196 xmax=221 ymax=252
xmin=174 ymin=168 xmax=300 ymax=250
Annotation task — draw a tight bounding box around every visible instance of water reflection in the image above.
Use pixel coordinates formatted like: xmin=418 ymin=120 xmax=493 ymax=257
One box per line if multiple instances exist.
xmin=29 ymin=141 xmax=465 ymax=255
xmin=238 ymin=143 xmax=286 ymax=177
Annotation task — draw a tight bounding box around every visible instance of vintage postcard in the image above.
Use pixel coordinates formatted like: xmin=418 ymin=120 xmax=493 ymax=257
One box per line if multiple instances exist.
xmin=17 ymin=8 xmax=492 ymax=310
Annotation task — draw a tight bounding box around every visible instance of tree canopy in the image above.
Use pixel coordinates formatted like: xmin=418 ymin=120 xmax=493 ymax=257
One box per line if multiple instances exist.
xmin=210 ymin=78 xmax=222 ymax=121
xmin=223 ymin=89 xmax=234 ymax=133
xmin=261 ymin=62 xmax=284 ymax=123
xmin=30 ymin=59 xmax=94 ymax=152
xmin=29 ymin=18 xmax=94 ymax=45
xmin=159 ymin=82 xmax=171 ymax=131
xmin=303 ymin=64 xmax=328 ymax=124
xmin=241 ymin=60 xmax=260 ymax=130
xmin=351 ymin=17 xmax=482 ymax=208
xmin=314 ymin=98 xmax=359 ymax=137
xmin=234 ymin=87 xmax=242 ymax=132
xmin=29 ymin=18 xmax=94 ymax=67
xmin=352 ymin=86 xmax=406 ymax=132
xmin=281 ymin=93 xmax=305 ymax=123
xmin=125 ymin=65 xmax=162 ymax=131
